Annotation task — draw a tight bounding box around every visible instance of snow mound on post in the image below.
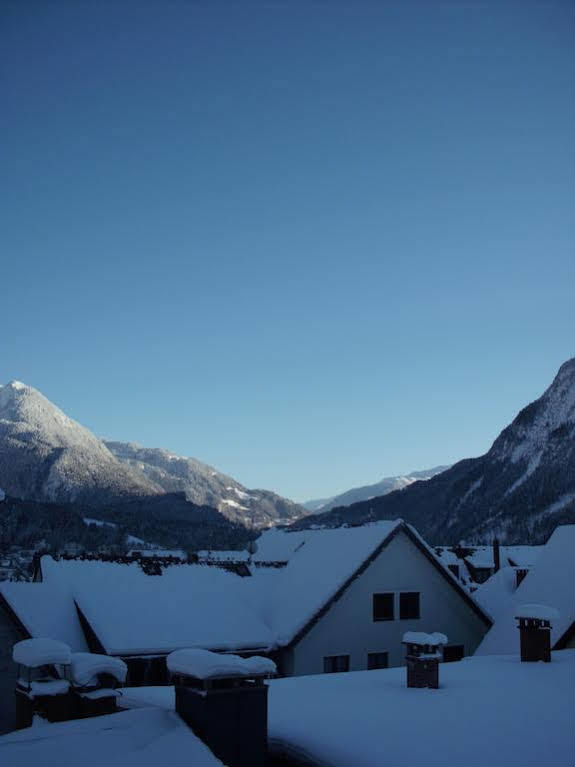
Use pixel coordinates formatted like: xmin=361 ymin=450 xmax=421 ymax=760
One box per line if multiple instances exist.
xmin=167 ymin=648 xmax=276 ymax=679
xmin=13 ymin=638 xmax=71 ymax=667
xmin=70 ymin=653 xmax=128 ymax=686
xmin=402 ymin=632 xmax=448 ymax=646
xmin=513 ymin=604 xmax=559 ymax=621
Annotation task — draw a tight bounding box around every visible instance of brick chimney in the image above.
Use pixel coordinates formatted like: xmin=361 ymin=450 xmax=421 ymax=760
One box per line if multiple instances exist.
xmin=167 ymin=648 xmax=276 ymax=767
xmin=493 ymin=537 xmax=501 ymax=573
xmin=514 ymin=604 xmax=558 ymax=662
xmin=402 ymin=632 xmax=448 ymax=689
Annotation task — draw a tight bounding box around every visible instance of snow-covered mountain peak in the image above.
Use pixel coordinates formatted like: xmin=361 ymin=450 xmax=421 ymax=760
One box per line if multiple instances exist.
xmin=492 ymin=357 xmax=575 ymax=466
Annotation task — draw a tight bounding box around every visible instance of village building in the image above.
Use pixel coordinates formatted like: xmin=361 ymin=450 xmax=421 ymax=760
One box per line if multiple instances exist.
xmin=474 ymin=524 xmax=575 ymax=655
xmin=434 ymin=541 xmax=543 ymax=588
xmin=0 ymin=521 xmax=491 ymax=694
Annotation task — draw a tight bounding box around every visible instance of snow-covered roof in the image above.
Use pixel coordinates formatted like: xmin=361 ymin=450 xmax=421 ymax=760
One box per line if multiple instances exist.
xmin=0 ymin=707 xmax=224 ymax=767
xmin=267 ymin=651 xmax=575 ymax=767
xmin=166 ymin=648 xmax=276 ymax=679
xmin=32 ymin=521 xmax=490 ymax=655
xmin=12 ymin=638 xmax=71 ymax=667
xmin=0 ymin=581 xmax=89 ymax=651
xmin=67 ymin=560 xmax=276 ymax=655
xmin=438 ymin=545 xmax=544 ymax=570
xmin=252 ymin=521 xmax=404 ymax=645
xmin=476 ymin=525 xmax=575 ymax=655
xmin=116 ymin=652 xmax=575 ymax=767
xmin=70 ymin=653 xmax=127 ymax=686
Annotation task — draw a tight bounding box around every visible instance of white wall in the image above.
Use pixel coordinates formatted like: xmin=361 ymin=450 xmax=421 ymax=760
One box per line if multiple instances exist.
xmin=282 ymin=529 xmax=489 ymax=676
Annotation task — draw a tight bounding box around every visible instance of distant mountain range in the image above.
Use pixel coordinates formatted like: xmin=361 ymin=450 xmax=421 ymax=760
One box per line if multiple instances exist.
xmin=0 ymin=381 xmax=305 ymax=528
xmin=295 ymin=358 xmax=575 ymax=544
xmin=303 ymin=466 xmax=450 ymax=513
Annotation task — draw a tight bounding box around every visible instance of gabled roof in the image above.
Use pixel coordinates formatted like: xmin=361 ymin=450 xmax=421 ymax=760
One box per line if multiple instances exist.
xmin=0 ymin=582 xmax=88 ymax=652
xmin=271 ymin=521 xmax=492 ymax=648
xmin=41 ymin=557 xmax=275 ymax=656
xmin=475 ymin=524 xmax=575 ymax=655
xmin=7 ymin=522 xmax=491 ymax=657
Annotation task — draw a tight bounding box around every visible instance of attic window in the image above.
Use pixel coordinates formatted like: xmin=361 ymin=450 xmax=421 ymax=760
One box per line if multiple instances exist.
xmin=373 ymin=593 xmax=394 ymax=621
xmin=399 ymin=592 xmax=420 ymax=620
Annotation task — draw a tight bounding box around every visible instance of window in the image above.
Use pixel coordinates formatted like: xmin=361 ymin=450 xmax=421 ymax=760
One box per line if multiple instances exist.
xmin=399 ymin=592 xmax=420 ymax=619
xmin=443 ymin=645 xmax=464 ymax=663
xmin=367 ymin=652 xmax=389 ymax=670
xmin=373 ymin=593 xmax=394 ymax=621
xmin=323 ymin=655 xmax=350 ymax=673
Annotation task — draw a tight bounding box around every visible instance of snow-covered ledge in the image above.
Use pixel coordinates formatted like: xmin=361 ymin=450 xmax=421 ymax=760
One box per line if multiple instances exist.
xmin=13 ymin=638 xmax=72 ymax=668
xmin=167 ymin=648 xmax=277 ymax=680
xmin=514 ymin=604 xmax=559 ymax=621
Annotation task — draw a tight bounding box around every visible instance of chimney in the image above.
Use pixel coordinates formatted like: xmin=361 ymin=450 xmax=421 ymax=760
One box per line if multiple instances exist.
xmin=514 ymin=604 xmax=558 ymax=662
xmin=493 ymin=537 xmax=501 ymax=573
xmin=167 ymin=648 xmax=276 ymax=767
xmin=402 ymin=632 xmax=448 ymax=689
xmin=13 ymin=638 xmax=74 ymax=728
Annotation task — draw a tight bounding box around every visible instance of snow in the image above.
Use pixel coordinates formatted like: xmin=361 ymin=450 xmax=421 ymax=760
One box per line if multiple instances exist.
xmin=0 ymin=581 xmax=89 ymax=651
xmin=253 ymin=520 xmax=403 ymax=645
xmin=402 ymin=632 xmax=448 ymax=646
xmin=538 ymin=493 xmax=575 ymax=517
xmin=77 ymin=688 xmax=121 ymax=700
xmin=125 ymin=535 xmax=147 ymax=545
xmin=83 ymin=517 xmax=117 ymax=528
xmin=508 ymin=360 xmax=575 ymax=466
xmin=506 ymin=451 xmax=543 ymax=495
xmin=70 ymin=653 xmax=127 ymax=686
xmin=514 ymin=604 xmax=559 ymax=621
xmin=28 ymin=679 xmax=70 ymax=697
xmin=221 ymin=498 xmax=249 ymax=511
xmin=35 ymin=521 xmax=488 ymax=657
xmin=0 ymin=707 xmax=224 ymax=767
xmin=45 ymin=558 xmax=276 ymax=655
xmin=476 ymin=524 xmax=575 ymax=655
xmin=267 ymin=651 xmax=575 ymax=767
xmin=120 ymin=686 xmax=175 ymax=710
xmin=13 ymin=638 xmax=71 ymax=667
xmin=166 ymin=648 xmax=276 ymax=679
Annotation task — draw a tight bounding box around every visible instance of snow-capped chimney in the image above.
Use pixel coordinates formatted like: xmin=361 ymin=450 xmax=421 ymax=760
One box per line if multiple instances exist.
xmin=493 ymin=537 xmax=500 ymax=573
xmin=402 ymin=632 xmax=447 ymax=689
xmin=514 ymin=604 xmax=558 ymax=663
xmin=167 ymin=649 xmax=276 ymax=767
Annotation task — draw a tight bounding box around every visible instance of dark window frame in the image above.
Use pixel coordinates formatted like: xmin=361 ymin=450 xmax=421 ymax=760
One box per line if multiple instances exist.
xmin=399 ymin=591 xmax=420 ymax=620
xmin=372 ymin=592 xmax=394 ymax=622
xmin=367 ymin=651 xmax=389 ymax=670
xmin=323 ymin=654 xmax=350 ymax=674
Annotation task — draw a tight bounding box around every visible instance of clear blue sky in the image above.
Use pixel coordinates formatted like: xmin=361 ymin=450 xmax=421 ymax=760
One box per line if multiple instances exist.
xmin=1 ymin=1 xmax=574 ymax=501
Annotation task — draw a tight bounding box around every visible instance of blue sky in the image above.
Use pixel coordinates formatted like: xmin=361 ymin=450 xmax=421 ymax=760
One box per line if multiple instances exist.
xmin=1 ymin=1 xmax=574 ymax=501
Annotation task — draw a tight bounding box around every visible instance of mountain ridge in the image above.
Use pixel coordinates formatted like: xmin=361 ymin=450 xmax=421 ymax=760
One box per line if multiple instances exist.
xmin=0 ymin=381 xmax=304 ymax=527
xmin=303 ymin=465 xmax=450 ymax=513
xmin=293 ymin=358 xmax=575 ymax=544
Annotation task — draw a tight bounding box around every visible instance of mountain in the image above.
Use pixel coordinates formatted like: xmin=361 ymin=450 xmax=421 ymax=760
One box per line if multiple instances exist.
xmin=0 ymin=381 xmax=305 ymax=527
xmin=303 ymin=466 xmax=450 ymax=513
xmin=105 ymin=441 xmax=304 ymax=527
xmin=295 ymin=358 xmax=575 ymax=544
xmin=0 ymin=381 xmax=161 ymax=505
